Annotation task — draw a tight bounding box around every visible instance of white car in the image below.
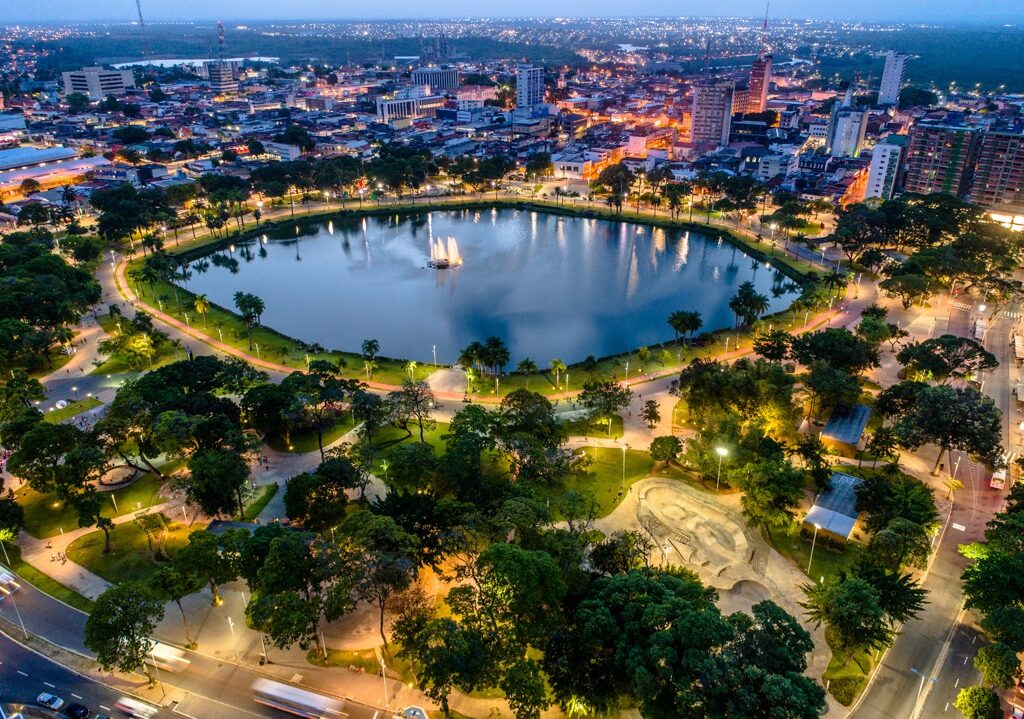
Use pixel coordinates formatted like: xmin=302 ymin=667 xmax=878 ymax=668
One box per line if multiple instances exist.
xmin=0 ymin=570 xmax=20 ymax=596
xmin=37 ymin=693 xmax=65 ymax=710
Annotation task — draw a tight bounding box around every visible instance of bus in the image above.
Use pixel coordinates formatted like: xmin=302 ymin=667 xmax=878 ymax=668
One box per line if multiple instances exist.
xmin=144 ymin=641 xmax=191 ymax=672
xmin=113 ymin=696 xmax=159 ymax=718
xmin=251 ymin=679 xmax=345 ymax=719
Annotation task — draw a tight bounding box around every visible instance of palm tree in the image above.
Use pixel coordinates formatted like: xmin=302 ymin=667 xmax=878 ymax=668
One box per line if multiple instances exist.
xmin=636 ymin=346 xmax=651 ymax=373
xmin=516 ymin=358 xmax=538 ymax=389
xmin=194 ymin=294 xmax=211 ymax=328
xmin=405 ymin=360 xmax=418 ymax=379
xmin=549 ymin=358 xmax=566 ymax=388
xmin=361 ymin=338 xmax=380 ymax=362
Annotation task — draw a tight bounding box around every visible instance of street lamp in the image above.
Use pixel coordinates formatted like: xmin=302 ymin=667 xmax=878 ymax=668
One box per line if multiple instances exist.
xmin=227 ymin=616 xmax=241 ymax=661
xmin=978 ymin=304 xmax=987 ymax=313
xmin=621 ymin=444 xmax=628 ymax=492
xmin=715 ymin=447 xmax=728 ymax=491
xmin=71 ymin=386 xmax=79 ymax=401
xmin=807 ymin=522 xmax=821 ymax=575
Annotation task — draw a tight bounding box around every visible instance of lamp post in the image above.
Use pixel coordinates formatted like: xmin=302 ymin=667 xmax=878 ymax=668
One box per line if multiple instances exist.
xmin=72 ymin=386 xmax=79 ymax=401
xmin=715 ymin=447 xmax=728 ymax=492
xmin=621 ymin=444 xmax=628 ymax=492
xmin=432 ymin=344 xmax=437 ymax=367
xmin=227 ymin=616 xmax=240 ymax=661
xmin=807 ymin=522 xmax=821 ymax=575
xmin=379 ymin=654 xmax=389 ymax=708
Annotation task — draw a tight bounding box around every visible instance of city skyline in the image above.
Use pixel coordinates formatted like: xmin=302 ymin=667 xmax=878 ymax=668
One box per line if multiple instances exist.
xmin=5 ymin=0 xmax=1024 ymax=24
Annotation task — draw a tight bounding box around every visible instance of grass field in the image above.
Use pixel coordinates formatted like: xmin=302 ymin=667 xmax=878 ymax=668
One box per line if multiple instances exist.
xmin=765 ymin=526 xmax=863 ymax=585
xmin=266 ymin=415 xmax=357 ymax=454
xmin=66 ymin=513 xmax=196 ymax=585
xmin=547 ymin=446 xmax=654 ymax=518
xmin=821 ymin=629 xmax=876 ymax=706
xmin=42 ymin=396 xmax=103 ymax=424
xmin=242 ymin=484 xmax=279 ymax=521
xmin=562 ymin=414 xmax=624 ymax=439
xmin=16 ymin=474 xmax=168 ymax=539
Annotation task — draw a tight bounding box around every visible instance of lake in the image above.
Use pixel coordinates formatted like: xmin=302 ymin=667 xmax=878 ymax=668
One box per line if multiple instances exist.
xmin=183 ymin=208 xmax=800 ymax=365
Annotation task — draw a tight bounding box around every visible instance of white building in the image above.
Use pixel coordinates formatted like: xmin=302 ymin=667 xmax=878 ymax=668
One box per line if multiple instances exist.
xmin=515 ymin=65 xmax=544 ymax=109
xmin=879 ymin=51 xmax=910 ymax=106
xmin=61 ymin=67 xmax=136 ymax=100
xmin=375 ymin=87 xmax=446 ymax=123
xmin=865 ymin=139 xmax=905 ymax=200
xmin=827 ymin=105 xmax=868 ymax=158
xmin=691 ymin=81 xmax=734 ymax=148
xmin=411 ymin=66 xmax=460 ymax=93
xmin=206 ymin=61 xmax=239 ymax=96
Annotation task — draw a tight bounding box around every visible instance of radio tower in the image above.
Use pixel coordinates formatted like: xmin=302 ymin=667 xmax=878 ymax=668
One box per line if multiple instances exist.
xmin=210 ymin=22 xmax=238 ymax=96
xmin=134 ymin=0 xmax=146 ymax=35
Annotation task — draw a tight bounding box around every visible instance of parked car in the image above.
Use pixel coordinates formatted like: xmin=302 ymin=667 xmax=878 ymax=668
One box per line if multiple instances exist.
xmin=37 ymin=693 xmax=65 ymax=711
xmin=64 ymin=703 xmax=90 ymax=719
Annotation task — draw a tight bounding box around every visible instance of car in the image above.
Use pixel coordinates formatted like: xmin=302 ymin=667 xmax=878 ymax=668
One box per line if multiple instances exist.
xmin=64 ymin=703 xmax=90 ymax=719
xmin=37 ymin=693 xmax=65 ymax=711
xmin=402 ymin=707 xmax=430 ymax=719
xmin=0 ymin=570 xmax=21 ymax=596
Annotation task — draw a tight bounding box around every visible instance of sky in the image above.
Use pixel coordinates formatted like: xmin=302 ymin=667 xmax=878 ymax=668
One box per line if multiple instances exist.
xmin=6 ymin=0 xmax=1024 ymax=24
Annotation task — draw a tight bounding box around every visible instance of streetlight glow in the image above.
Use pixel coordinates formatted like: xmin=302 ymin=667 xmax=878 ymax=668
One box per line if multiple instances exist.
xmin=715 ymin=447 xmax=728 ymax=492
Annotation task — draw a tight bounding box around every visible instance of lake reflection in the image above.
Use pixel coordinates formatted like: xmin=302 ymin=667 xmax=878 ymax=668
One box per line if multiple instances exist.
xmin=184 ymin=208 xmax=800 ymax=365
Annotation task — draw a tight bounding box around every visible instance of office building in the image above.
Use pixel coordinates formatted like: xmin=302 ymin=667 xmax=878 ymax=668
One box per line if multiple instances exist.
xmin=376 ymin=87 xmax=446 ymax=123
xmin=904 ymin=118 xmax=982 ymax=197
xmin=827 ymin=108 xmax=868 ymax=158
xmin=691 ymin=80 xmax=734 ymax=148
xmin=411 ymin=66 xmax=460 ymax=93
xmin=865 ymin=137 xmax=906 ymax=200
xmin=747 ymin=54 xmax=772 ymax=113
xmin=207 ymin=61 xmax=238 ymax=96
xmin=878 ymin=51 xmax=910 ymax=105
xmin=515 ymin=65 xmax=544 ymax=109
xmin=971 ymin=120 xmax=1024 ymax=215
xmin=61 ymin=66 xmax=136 ymax=100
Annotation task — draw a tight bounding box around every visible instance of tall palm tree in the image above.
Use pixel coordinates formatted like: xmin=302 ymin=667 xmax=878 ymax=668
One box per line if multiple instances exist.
xmin=193 ymin=294 xmax=211 ymax=328
xmin=516 ymin=358 xmax=538 ymax=389
xmin=549 ymin=358 xmax=566 ymax=388
xmin=405 ymin=360 xmax=418 ymax=379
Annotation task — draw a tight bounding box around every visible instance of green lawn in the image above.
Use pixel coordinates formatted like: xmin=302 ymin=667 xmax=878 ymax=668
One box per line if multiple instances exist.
xmin=765 ymin=526 xmax=863 ymax=585
xmin=16 ymin=474 xmax=168 ymax=539
xmin=242 ymin=484 xmax=279 ymax=521
xmin=266 ymin=415 xmax=356 ymax=454
xmin=822 ymin=629 xmax=876 ymax=706
xmin=42 ymin=396 xmax=103 ymax=424
xmin=561 ymin=414 xmax=624 ymax=439
xmin=66 ymin=514 xmax=196 ymax=585
xmin=1 ymin=543 xmax=95 ymax=613
xmin=308 ymin=645 xmax=416 ymax=683
xmin=371 ymin=421 xmax=450 ymax=454
xmin=547 ymin=447 xmax=654 ymax=518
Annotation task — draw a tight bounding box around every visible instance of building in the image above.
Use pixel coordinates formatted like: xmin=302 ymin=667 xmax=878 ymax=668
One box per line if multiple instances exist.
xmin=206 ymin=62 xmax=239 ymax=96
xmin=971 ymin=120 xmax=1024 ymax=218
xmin=803 ymin=471 xmax=866 ymax=543
xmin=691 ymin=80 xmax=734 ymax=148
xmin=878 ymin=51 xmax=910 ymax=106
xmin=865 ymin=137 xmax=907 ymax=200
xmin=515 ymin=65 xmax=544 ymax=110
xmin=411 ymin=66 xmax=460 ymax=93
xmin=61 ymin=66 xmax=136 ymax=100
xmin=747 ymin=55 xmax=772 ymax=113
xmin=0 ymin=146 xmax=109 ymax=201
xmin=375 ymin=87 xmax=446 ymax=123
xmin=827 ymin=108 xmax=868 ymax=158
xmin=904 ymin=118 xmax=982 ymax=197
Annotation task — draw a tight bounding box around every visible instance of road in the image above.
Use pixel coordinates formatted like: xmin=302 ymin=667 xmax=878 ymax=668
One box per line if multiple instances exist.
xmin=0 ymin=631 xmax=173 ymax=719
xmin=850 ymin=300 xmax=1017 ymax=719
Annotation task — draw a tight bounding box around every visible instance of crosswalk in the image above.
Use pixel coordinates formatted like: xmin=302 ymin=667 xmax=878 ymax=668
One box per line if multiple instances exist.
xmin=1005 ymin=312 xmax=1021 ymax=319
xmin=950 ymin=301 xmax=971 ymax=311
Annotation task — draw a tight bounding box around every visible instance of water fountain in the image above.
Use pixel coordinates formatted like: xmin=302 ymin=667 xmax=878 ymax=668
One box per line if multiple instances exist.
xmin=428 ymin=236 xmax=462 ymax=269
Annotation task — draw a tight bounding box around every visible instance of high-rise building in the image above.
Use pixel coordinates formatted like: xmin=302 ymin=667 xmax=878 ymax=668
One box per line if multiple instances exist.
xmin=411 ymin=66 xmax=460 ymax=93
xmin=207 ymin=61 xmax=238 ymax=96
xmin=515 ymin=65 xmax=544 ymax=109
xmin=826 ymin=87 xmax=867 ymax=158
xmin=865 ymin=137 xmax=907 ymax=200
xmin=747 ymin=54 xmax=772 ymax=113
xmin=904 ymin=118 xmax=982 ymax=197
xmin=878 ymin=51 xmax=910 ymax=106
xmin=971 ymin=120 xmax=1024 ymax=215
xmin=691 ymin=80 xmax=734 ymax=148
xmin=61 ymin=67 xmax=136 ymax=100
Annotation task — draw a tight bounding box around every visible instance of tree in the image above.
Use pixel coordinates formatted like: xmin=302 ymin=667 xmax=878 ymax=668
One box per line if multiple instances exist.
xmin=879 ymin=274 xmax=931 ymax=308
xmin=152 ymin=565 xmax=202 ymax=646
xmin=175 ymin=528 xmax=243 ymax=605
xmin=729 ymin=281 xmax=770 ymax=327
xmin=803 ymin=361 xmax=861 ymax=420
xmin=753 ymin=329 xmax=791 ymax=363
xmin=233 ymin=291 xmax=265 ymax=350
xmin=549 ymin=358 xmax=566 ymax=387
xmin=790 ymin=327 xmax=879 ymax=375
xmin=639 ymin=399 xmax=661 ymax=428
xmin=361 ymin=338 xmax=380 ymax=361
xmin=801 ymin=577 xmax=893 ymax=663
xmin=84 ymin=582 xmax=165 ymax=678
xmin=577 ymin=380 xmax=633 ymax=436
xmin=667 ymin=310 xmax=702 ymax=345
xmin=856 ymin=470 xmax=939 ymax=534
xmin=897 ymin=335 xmax=998 ymax=384
xmin=895 ymin=385 xmax=1003 ymax=475
xmin=589 ymin=531 xmax=650 ymax=575
xmin=953 ymin=687 xmax=1002 ymax=719
xmin=182 ymin=447 xmax=250 ymax=519
xmin=193 ymin=294 xmax=211 ymax=328
xmin=649 ymin=435 xmax=683 ymax=463
xmin=730 ymin=457 xmax=804 ymax=530
xmin=283 ymin=463 xmax=356 ymax=531
xmin=867 ymin=517 xmax=931 ymax=570
xmin=973 ymin=642 xmax=1021 ymax=689
xmin=794 ymin=434 xmax=831 ymax=491
xmin=386 ymin=380 xmax=436 ymax=442
xmin=341 ymin=510 xmax=419 ymax=648
xmin=524 ymin=152 xmax=553 ymax=179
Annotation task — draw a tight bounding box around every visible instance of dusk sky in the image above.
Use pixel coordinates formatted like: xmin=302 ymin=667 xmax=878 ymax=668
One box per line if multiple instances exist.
xmin=6 ymin=0 xmax=1024 ymax=23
